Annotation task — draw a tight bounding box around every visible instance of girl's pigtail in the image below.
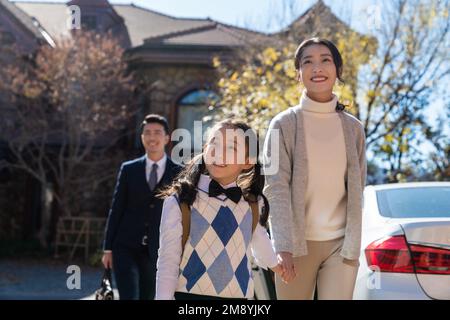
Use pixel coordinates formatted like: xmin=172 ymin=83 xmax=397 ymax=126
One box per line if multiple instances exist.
xmin=253 ymin=161 xmax=270 ymax=227
xmin=178 ymin=155 xmax=205 ymax=206
xmin=245 ymin=133 xmax=270 ymax=227
xmin=157 ymin=154 xmax=205 ymax=206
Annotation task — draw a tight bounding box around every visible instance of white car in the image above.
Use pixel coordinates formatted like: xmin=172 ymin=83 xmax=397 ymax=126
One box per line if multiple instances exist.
xmin=253 ymin=181 xmax=450 ymax=300
xmin=354 ymin=182 xmax=450 ymax=300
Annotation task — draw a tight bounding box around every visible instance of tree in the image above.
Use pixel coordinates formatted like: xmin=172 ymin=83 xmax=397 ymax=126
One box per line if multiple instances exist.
xmin=212 ymin=1 xmax=376 ymax=132
xmin=421 ymin=107 xmax=450 ymax=181
xmin=361 ymin=0 xmax=449 ymax=181
xmin=213 ymin=0 xmax=449 ymax=182
xmin=0 ymin=32 xmax=136 ymax=245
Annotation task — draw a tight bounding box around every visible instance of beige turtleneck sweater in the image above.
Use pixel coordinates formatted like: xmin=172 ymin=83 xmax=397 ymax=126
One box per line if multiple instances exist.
xmin=300 ymin=91 xmax=348 ymax=241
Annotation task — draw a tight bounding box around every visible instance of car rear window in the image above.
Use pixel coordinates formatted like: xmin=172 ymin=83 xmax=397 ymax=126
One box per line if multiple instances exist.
xmin=376 ymin=187 xmax=450 ymax=218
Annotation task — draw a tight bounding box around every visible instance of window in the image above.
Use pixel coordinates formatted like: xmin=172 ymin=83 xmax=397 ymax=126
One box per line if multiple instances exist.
xmin=176 ymin=89 xmax=219 ymax=155
xmin=376 ymin=187 xmax=450 ymax=218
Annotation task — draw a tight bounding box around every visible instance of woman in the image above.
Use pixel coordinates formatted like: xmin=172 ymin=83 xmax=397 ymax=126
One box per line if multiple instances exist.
xmin=263 ymin=37 xmax=367 ymax=300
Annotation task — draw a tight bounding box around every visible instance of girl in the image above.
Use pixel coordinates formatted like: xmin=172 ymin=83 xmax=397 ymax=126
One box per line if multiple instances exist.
xmin=156 ymin=119 xmax=284 ymax=300
xmin=263 ymin=38 xmax=367 ymax=300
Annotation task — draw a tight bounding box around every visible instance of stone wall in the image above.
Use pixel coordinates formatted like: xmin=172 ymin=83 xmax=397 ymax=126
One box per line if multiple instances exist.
xmin=138 ymin=64 xmax=217 ymax=130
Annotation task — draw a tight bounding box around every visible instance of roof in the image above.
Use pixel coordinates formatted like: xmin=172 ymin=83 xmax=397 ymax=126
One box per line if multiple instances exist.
xmin=11 ymin=0 xmax=363 ymax=50
xmin=114 ymin=4 xmax=216 ymax=47
xmin=158 ymin=27 xmax=252 ymax=46
xmin=0 ymin=0 xmax=46 ymax=41
xmin=13 ymin=1 xmax=73 ymax=39
xmin=144 ymin=21 xmax=270 ymax=47
xmin=12 ymin=1 xmax=269 ymax=48
xmin=67 ymin=0 xmax=111 ymax=7
xmin=278 ymin=0 xmax=364 ymax=38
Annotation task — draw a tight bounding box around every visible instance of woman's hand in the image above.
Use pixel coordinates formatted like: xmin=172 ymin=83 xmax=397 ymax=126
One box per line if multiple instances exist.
xmin=102 ymin=252 xmax=113 ymax=269
xmin=277 ymin=251 xmax=296 ymax=283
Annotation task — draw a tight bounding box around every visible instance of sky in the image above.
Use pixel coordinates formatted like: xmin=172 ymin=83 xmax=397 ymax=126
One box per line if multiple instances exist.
xmin=120 ymin=0 xmax=376 ymax=33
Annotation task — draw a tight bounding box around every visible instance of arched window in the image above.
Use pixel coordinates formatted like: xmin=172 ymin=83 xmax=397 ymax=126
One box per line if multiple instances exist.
xmin=176 ymin=89 xmax=219 ymax=154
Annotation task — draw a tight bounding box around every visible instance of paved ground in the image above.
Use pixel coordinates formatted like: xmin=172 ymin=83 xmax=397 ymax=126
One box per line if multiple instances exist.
xmin=0 ymin=258 xmax=115 ymax=300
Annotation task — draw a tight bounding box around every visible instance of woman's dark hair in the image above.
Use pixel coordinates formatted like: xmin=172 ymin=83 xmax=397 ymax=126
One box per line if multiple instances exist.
xmin=141 ymin=114 xmax=170 ymax=135
xmin=157 ymin=119 xmax=270 ymax=226
xmin=294 ymin=37 xmax=346 ymax=111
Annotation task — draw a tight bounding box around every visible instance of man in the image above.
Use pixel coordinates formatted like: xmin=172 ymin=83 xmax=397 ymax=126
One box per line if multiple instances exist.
xmin=102 ymin=114 xmax=182 ymax=300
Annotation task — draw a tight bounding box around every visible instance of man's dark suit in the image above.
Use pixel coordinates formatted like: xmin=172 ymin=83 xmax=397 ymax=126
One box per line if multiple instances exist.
xmin=103 ymin=155 xmax=182 ymax=299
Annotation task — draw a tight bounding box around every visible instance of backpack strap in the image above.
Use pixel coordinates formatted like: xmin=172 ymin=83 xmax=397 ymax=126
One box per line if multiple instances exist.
xmin=249 ymin=200 xmax=259 ymax=233
xmin=180 ymin=202 xmax=191 ymax=255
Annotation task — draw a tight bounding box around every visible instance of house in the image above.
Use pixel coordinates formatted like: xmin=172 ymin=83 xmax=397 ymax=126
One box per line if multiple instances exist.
xmin=0 ymin=0 xmax=370 ymax=243
xmin=5 ymin=0 xmax=365 ymax=138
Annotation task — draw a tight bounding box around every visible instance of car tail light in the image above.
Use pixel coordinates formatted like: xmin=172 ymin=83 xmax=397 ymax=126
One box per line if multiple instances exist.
xmin=409 ymin=243 xmax=450 ymax=275
xmin=365 ymin=235 xmax=450 ymax=275
xmin=365 ymin=235 xmax=414 ymax=273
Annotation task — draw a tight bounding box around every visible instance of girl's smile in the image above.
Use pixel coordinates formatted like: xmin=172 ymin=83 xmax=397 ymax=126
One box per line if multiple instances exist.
xmin=204 ymin=126 xmax=255 ymax=186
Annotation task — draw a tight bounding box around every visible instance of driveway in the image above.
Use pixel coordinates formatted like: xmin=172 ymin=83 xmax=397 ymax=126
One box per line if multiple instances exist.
xmin=0 ymin=258 xmax=108 ymax=300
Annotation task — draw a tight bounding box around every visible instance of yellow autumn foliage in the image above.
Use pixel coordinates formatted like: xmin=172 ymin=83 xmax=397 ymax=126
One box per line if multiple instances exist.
xmin=212 ymin=30 xmax=376 ymax=134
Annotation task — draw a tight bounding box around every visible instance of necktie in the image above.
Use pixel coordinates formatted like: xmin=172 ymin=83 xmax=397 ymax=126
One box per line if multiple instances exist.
xmin=148 ymin=163 xmax=158 ymax=191
xmin=208 ymin=179 xmax=242 ymax=203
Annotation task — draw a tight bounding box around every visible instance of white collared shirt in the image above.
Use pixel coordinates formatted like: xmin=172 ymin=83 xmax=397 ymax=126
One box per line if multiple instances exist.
xmin=145 ymin=153 xmax=167 ymax=184
xmin=155 ymin=174 xmax=278 ymax=300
